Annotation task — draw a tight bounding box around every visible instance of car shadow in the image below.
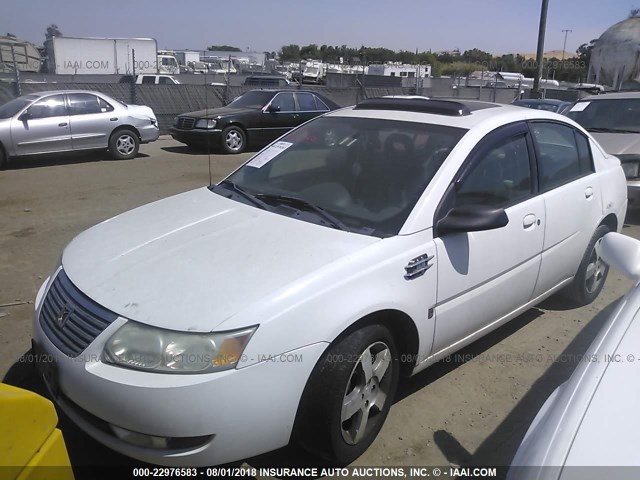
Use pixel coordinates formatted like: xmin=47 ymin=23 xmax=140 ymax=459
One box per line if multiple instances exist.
xmin=624 ymin=207 xmax=640 ymax=226
xmin=5 ymin=151 xmax=149 ymax=170
xmin=161 ymin=145 xmax=259 ymax=156
xmin=430 ymin=297 xmax=620 ymax=477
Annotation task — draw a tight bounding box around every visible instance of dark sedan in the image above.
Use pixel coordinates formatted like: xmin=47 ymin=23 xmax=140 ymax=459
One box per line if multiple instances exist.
xmin=511 ymin=98 xmax=573 ymax=114
xmin=170 ymin=89 xmax=339 ymax=153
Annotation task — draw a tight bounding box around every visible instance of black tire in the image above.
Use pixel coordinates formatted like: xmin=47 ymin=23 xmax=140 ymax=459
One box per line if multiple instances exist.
xmin=564 ymin=224 xmax=611 ymax=306
xmin=293 ymin=324 xmax=399 ymax=465
xmin=221 ymin=126 xmax=246 ymax=154
xmin=109 ymin=129 xmax=140 ymax=160
xmin=0 ymin=144 xmax=7 ymax=169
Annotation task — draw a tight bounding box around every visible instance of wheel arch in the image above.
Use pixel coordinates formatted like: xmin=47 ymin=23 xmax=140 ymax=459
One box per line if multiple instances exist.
xmin=599 ymin=212 xmax=618 ymax=233
xmin=110 ymin=124 xmax=142 ymax=141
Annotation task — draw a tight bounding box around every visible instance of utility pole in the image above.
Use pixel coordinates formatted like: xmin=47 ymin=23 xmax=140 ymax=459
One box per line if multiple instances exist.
xmin=561 ymin=29 xmax=572 ymax=62
xmin=532 ymin=0 xmax=550 ymax=98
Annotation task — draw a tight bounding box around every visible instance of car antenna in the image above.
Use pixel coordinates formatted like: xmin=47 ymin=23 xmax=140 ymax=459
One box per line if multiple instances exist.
xmin=204 ymin=51 xmax=213 ymax=186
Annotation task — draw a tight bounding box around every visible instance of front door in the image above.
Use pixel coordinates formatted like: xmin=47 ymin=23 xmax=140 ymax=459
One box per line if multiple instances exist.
xmin=11 ymin=94 xmax=71 ymax=155
xmin=432 ymin=122 xmax=545 ymax=355
xmin=258 ymin=92 xmax=297 ymax=144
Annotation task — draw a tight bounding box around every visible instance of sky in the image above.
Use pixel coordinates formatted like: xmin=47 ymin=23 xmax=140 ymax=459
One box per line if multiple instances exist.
xmin=2 ymin=0 xmax=637 ymax=56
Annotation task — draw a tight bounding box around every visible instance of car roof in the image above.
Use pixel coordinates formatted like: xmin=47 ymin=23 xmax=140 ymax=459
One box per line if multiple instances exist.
xmin=22 ymin=90 xmax=107 ymax=97
xmin=328 ymin=97 xmax=575 ymax=131
xmin=579 ymin=91 xmax=640 ymax=101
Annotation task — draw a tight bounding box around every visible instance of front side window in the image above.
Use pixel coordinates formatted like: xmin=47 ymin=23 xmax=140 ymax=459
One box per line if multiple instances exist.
xmin=456 ymin=134 xmax=532 ymax=207
xmin=531 ymin=122 xmax=586 ymax=190
xmin=141 ymin=76 xmax=155 ymax=84
xmin=220 ymin=116 xmax=467 ymax=236
xmin=26 ymin=95 xmax=66 ymax=119
xmin=228 ymin=90 xmax=275 ymax=109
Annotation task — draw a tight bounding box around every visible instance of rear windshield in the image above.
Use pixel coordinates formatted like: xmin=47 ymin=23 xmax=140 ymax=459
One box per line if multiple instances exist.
xmin=567 ymin=98 xmax=640 ymax=133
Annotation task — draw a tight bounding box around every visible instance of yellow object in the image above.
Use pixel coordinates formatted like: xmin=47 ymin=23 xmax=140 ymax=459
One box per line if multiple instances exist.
xmin=0 ymin=383 xmax=74 ymax=480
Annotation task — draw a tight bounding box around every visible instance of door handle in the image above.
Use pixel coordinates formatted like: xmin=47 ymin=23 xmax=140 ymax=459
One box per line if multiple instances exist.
xmin=523 ymin=214 xmax=537 ymax=229
xmin=110 ymin=117 xmax=118 ymax=121
xmin=58 ymin=122 xmax=68 ymax=127
xmin=585 ymin=187 xmax=594 ymax=199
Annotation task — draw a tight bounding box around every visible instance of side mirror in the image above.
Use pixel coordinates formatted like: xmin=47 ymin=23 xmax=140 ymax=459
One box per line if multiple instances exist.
xmin=599 ymin=232 xmax=640 ymax=282
xmin=18 ymin=112 xmax=32 ymax=121
xmin=437 ymin=204 xmax=508 ymax=236
xmin=267 ymin=104 xmax=281 ymax=113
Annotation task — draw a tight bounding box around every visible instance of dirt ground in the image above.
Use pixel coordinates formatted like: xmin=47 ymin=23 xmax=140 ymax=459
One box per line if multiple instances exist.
xmin=1 ymin=137 xmax=638 ymax=477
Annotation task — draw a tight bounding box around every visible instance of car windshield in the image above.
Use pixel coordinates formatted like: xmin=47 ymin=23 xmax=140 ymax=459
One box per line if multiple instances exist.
xmin=566 ymin=98 xmax=640 ymax=133
xmin=0 ymin=97 xmax=34 ymax=118
xmin=305 ymin=67 xmax=319 ymax=74
xmin=228 ymin=90 xmax=276 ymax=109
xmin=219 ymin=116 xmax=467 ymax=236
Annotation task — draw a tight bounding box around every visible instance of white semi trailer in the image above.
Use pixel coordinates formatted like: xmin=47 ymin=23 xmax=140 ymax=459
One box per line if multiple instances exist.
xmin=45 ymin=37 xmax=178 ymax=75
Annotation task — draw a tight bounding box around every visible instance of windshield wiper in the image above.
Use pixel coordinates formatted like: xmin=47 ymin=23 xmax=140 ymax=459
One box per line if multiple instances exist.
xmin=587 ymin=127 xmax=640 ymax=134
xmin=214 ymin=180 xmax=269 ymax=210
xmin=255 ymin=193 xmax=348 ymax=231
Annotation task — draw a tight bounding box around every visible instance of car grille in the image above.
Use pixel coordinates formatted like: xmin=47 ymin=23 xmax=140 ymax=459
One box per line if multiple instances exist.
xmin=39 ymin=270 xmax=119 ymax=358
xmin=175 ymin=117 xmax=196 ymax=130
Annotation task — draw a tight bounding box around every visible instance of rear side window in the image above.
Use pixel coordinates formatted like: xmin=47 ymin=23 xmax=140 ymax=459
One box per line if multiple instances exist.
xmin=575 ymin=132 xmax=594 ymax=174
xmin=531 ymin=122 xmax=590 ymax=190
xmin=296 ymin=93 xmax=317 ymax=111
xmin=68 ymin=93 xmax=102 ymax=115
xmin=158 ymin=77 xmax=173 ymax=85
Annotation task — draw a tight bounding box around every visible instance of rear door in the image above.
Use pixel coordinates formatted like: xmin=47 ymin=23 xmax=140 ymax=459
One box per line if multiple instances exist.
xmin=529 ymin=121 xmax=602 ymax=297
xmin=67 ymin=93 xmax=115 ymax=150
xmin=294 ymin=92 xmax=330 ymax=125
xmin=432 ymin=122 xmax=545 ymax=354
xmin=11 ymin=94 xmax=71 ymax=155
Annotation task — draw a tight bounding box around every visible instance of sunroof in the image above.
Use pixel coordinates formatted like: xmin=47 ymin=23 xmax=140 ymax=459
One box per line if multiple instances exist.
xmin=354 ymin=97 xmax=472 ymax=116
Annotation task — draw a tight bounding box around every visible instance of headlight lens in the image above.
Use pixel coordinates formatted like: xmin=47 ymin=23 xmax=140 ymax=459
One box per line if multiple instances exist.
xmin=619 ymin=155 xmax=640 ymax=179
xmin=195 ymin=118 xmax=217 ymax=129
xmin=103 ymin=322 xmax=256 ymax=374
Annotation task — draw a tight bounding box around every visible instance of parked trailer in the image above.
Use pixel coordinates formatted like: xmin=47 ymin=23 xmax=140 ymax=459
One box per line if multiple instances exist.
xmin=45 ymin=37 xmax=163 ymax=75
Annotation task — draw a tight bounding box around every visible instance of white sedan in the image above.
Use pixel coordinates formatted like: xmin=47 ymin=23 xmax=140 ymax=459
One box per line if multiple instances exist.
xmin=509 ymin=232 xmax=640 ymax=480
xmin=31 ymin=97 xmax=627 ymax=466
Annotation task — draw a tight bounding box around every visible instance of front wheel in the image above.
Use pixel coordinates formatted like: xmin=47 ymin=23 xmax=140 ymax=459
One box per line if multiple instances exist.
xmin=221 ymin=126 xmax=246 ymax=154
xmin=293 ymin=324 xmax=399 ymax=465
xmin=109 ymin=129 xmax=140 ymax=160
xmin=565 ymin=224 xmax=611 ymax=306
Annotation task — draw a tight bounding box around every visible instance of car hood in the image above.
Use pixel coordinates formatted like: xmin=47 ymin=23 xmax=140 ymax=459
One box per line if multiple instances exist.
xmin=182 ymin=106 xmax=258 ymax=119
xmin=562 ymin=306 xmax=640 ymax=467
xmin=589 ymin=132 xmax=640 ymax=156
xmin=61 ymin=188 xmax=377 ymax=332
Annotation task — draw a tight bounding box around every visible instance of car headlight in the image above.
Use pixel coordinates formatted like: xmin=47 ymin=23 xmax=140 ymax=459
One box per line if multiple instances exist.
xmin=618 ymin=155 xmax=640 ymax=179
xmin=103 ymin=322 xmax=256 ymax=374
xmin=195 ymin=118 xmax=217 ymax=129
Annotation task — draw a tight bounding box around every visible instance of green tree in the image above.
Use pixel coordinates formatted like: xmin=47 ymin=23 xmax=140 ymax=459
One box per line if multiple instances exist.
xmin=577 ymin=39 xmax=597 ymax=66
xmin=279 ymin=44 xmax=301 ymax=62
xmin=45 ymin=24 xmax=62 ymax=41
xmin=300 ymin=44 xmax=320 ymax=59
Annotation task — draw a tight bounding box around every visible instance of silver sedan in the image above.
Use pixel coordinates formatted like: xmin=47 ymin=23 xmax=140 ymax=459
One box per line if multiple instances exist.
xmin=0 ymin=90 xmax=159 ymax=168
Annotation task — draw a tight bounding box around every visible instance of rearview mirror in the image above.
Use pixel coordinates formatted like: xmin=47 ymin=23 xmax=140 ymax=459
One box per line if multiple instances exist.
xmin=18 ymin=112 xmax=32 ymax=121
xmin=599 ymin=232 xmax=640 ymax=282
xmin=437 ymin=205 xmax=508 ymax=236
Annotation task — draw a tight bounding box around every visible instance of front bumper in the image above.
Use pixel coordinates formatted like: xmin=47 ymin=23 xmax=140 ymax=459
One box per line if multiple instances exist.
xmin=169 ymin=127 xmax=222 ymax=147
xmin=139 ymin=123 xmax=160 ymax=144
xmin=32 ymin=290 xmax=326 ymax=466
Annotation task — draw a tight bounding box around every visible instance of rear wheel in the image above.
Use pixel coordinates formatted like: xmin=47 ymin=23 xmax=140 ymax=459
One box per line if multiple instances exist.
xmin=109 ymin=129 xmax=139 ymax=160
xmin=293 ymin=324 xmax=399 ymax=464
xmin=0 ymin=145 xmax=6 ymax=169
xmin=221 ymin=126 xmax=246 ymax=154
xmin=565 ymin=224 xmax=611 ymax=306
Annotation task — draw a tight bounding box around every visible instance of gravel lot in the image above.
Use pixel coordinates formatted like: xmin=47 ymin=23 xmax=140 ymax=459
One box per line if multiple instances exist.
xmin=1 ymin=136 xmax=638 ymax=476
